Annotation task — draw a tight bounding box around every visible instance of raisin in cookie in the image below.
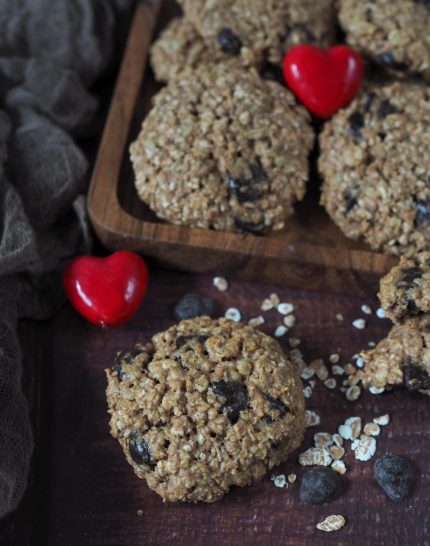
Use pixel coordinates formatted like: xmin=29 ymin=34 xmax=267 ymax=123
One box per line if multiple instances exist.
xmin=361 ymin=318 xmax=430 ymax=396
xmin=319 ymin=82 xmax=430 ymax=257
xmin=177 ymin=0 xmax=335 ymax=67
xmin=379 ymin=252 xmax=430 ymax=323
xmin=339 ymin=0 xmax=430 ymax=80
xmin=106 ymin=317 xmax=305 ymax=502
xmin=130 ymin=62 xmax=314 ymax=234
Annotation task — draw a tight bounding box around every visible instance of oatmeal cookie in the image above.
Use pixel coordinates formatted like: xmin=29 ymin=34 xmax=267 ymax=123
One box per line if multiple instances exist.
xmin=130 ymin=62 xmax=314 ymax=234
xmin=361 ymin=318 xmax=430 ymax=396
xmin=379 ymin=252 xmax=430 ymax=323
xmin=319 ymin=82 xmax=430 ymax=257
xmin=177 ymin=0 xmax=335 ymax=67
xmin=339 ymin=0 xmax=430 ymax=80
xmin=106 ymin=317 xmax=305 ymax=502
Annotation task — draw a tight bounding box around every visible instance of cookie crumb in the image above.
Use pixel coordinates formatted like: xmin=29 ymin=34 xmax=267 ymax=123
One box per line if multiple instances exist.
xmin=336 ymin=313 xmax=344 ymax=321
xmin=213 ymin=276 xmax=228 ymax=291
xmin=225 ymin=307 xmax=241 ymax=322
xmin=368 ymin=341 xmax=376 ymax=348
xmin=361 ymin=304 xmax=372 ymax=315
xmin=352 ymin=318 xmax=366 ymax=329
xmin=331 ymin=460 xmax=347 ymax=475
xmin=248 ymin=315 xmax=265 ymax=327
xmin=274 ymin=325 xmax=288 ymax=337
xmin=316 ymin=514 xmax=346 ymax=532
xmin=289 ymin=337 xmax=301 ymax=348
xmin=137 ymin=509 xmax=143 ymax=517
xmin=344 ymin=363 xmax=356 ymax=375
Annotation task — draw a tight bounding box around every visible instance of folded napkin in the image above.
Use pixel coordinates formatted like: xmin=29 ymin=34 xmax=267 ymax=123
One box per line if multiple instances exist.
xmin=0 ymin=0 xmax=134 ymax=517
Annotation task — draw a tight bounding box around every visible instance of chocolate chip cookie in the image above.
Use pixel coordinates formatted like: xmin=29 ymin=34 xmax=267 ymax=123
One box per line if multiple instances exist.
xmin=339 ymin=0 xmax=430 ymax=80
xmin=361 ymin=318 xmax=430 ymax=396
xmin=106 ymin=317 xmax=305 ymax=502
xmin=130 ymin=62 xmax=314 ymax=234
xmin=319 ymin=82 xmax=430 ymax=257
xmin=177 ymin=0 xmax=335 ymax=67
xmin=379 ymin=252 xmax=430 ymax=323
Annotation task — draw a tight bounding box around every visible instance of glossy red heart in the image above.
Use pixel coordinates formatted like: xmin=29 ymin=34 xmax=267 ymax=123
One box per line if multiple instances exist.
xmin=283 ymin=45 xmax=364 ymax=118
xmin=63 ymin=251 xmax=149 ymax=328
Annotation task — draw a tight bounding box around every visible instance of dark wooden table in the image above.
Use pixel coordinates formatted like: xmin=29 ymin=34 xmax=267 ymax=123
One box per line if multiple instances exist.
xmin=3 ymin=268 xmax=429 ymax=545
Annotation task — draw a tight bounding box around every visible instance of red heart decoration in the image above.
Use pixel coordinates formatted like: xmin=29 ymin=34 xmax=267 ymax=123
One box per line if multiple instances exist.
xmin=63 ymin=251 xmax=149 ymax=328
xmin=283 ymin=45 xmax=364 ymax=118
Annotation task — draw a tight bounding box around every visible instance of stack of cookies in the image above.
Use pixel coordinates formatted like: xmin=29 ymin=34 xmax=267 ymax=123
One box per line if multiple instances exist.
xmin=362 ymin=252 xmax=430 ymax=396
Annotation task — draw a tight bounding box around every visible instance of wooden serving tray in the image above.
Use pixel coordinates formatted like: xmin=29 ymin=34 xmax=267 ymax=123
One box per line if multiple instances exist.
xmin=88 ymin=0 xmax=397 ymax=296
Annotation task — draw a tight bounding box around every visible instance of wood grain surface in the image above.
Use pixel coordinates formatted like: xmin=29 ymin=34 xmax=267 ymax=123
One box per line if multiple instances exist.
xmin=87 ymin=0 xmax=397 ymax=297
xmin=11 ymin=268 xmax=429 ymax=546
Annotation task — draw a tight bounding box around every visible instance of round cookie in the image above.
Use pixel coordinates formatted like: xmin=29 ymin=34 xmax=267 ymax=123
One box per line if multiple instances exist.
xmin=105 ymin=317 xmax=305 ymax=503
xmin=362 ymin=318 xmax=430 ymax=396
xmin=319 ymin=81 xmax=430 ymax=257
xmin=379 ymin=252 xmax=430 ymax=323
xmin=177 ymin=0 xmax=335 ymax=66
xmin=130 ymin=62 xmax=314 ymax=234
xmin=339 ymin=0 xmax=430 ymax=80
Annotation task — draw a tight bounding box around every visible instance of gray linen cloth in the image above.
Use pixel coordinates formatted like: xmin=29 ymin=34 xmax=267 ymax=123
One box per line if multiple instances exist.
xmin=0 ymin=0 xmax=134 ymax=517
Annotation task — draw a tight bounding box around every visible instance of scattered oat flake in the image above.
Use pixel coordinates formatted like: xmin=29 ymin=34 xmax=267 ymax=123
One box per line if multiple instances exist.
xmin=301 ymin=366 xmax=315 ymax=380
xmin=329 ymin=353 xmax=340 ymax=364
xmin=273 ymin=474 xmax=288 ymax=488
xmin=368 ymin=341 xmax=376 ymax=348
xmin=316 ymin=515 xmax=346 ymax=532
xmin=277 ymin=302 xmax=295 ymax=315
xmin=329 ymin=445 xmax=345 ymax=460
xmin=137 ymin=509 xmax=144 ymax=517
xmin=213 ymin=276 xmax=228 ymax=291
xmin=225 ymin=307 xmax=241 ymax=322
xmin=248 ymin=315 xmax=265 ymax=327
xmin=373 ymin=414 xmax=390 ymax=426
xmin=346 ymin=385 xmax=361 ymax=402
xmin=332 ymin=434 xmax=343 ymax=447
xmin=283 ymin=315 xmax=296 ymax=328
xmin=364 ymin=423 xmax=380 ymax=436
xmin=336 ymin=313 xmax=344 ymax=321
xmin=261 ymin=298 xmax=274 ymax=311
xmin=270 ymin=293 xmax=280 ymax=306
xmin=324 ymin=378 xmax=337 ymax=389
xmin=331 ymin=460 xmax=347 ymax=475
xmin=356 ymin=357 xmax=365 ymax=368
xmin=274 ymin=325 xmax=288 ymax=337
xmin=338 ymin=416 xmax=361 ymax=440
xmin=310 ymin=359 xmax=329 ymax=381
xmin=361 ymin=304 xmax=372 ymax=315
xmin=287 ymin=473 xmax=297 ymax=483
xmin=352 ymin=318 xmax=366 ymax=329
xmin=376 ymin=307 xmax=386 ymax=319
xmin=289 ymin=337 xmax=301 ymax=348
xmin=299 ymin=447 xmax=332 ymax=466
xmin=314 ymin=432 xmax=334 ymax=448
xmin=352 ymin=435 xmax=376 ymax=461
xmin=305 ymin=410 xmax=320 ymax=428
xmin=332 ymin=365 xmax=344 ymax=376
xmin=344 ymin=363 xmax=356 ymax=375
xmin=308 ymin=379 xmax=316 ymax=388
xmin=303 ymin=386 xmax=312 ymax=399
xmin=270 ymin=475 xmax=275 ymax=481
xmin=369 ymin=385 xmax=385 ymax=394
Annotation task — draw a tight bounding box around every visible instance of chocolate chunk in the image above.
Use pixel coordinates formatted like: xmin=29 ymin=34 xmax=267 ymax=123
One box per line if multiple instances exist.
xmin=300 ymin=467 xmax=340 ymax=505
xmin=234 ymin=218 xmax=266 ymax=234
xmin=378 ymin=53 xmax=409 ymax=71
xmin=403 ymin=361 xmax=430 ymax=391
xmin=261 ymin=63 xmax=284 ymax=84
xmin=363 ymin=92 xmax=376 ymax=113
xmin=227 ymin=163 xmax=268 ymax=203
xmin=174 ymin=293 xmax=216 ymax=321
xmin=264 ymin=394 xmax=287 ymax=418
xmin=379 ymin=99 xmax=398 ymax=119
xmin=348 ymin=111 xmax=365 ymax=140
xmin=406 ymin=299 xmax=420 ymax=315
xmin=217 ymin=28 xmax=242 ymax=55
xmin=413 ymin=0 xmax=430 ymax=6
xmin=344 ymin=190 xmax=358 ymax=214
xmin=129 ymin=430 xmax=153 ymax=467
xmin=395 ymin=267 xmax=423 ymax=287
xmin=175 ymin=334 xmax=209 ymax=349
xmin=112 ymin=347 xmax=150 ymax=380
xmin=212 ymin=380 xmax=247 ymax=423
xmin=374 ymin=453 xmax=413 ymax=502
xmin=415 ymin=199 xmax=430 ymax=227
